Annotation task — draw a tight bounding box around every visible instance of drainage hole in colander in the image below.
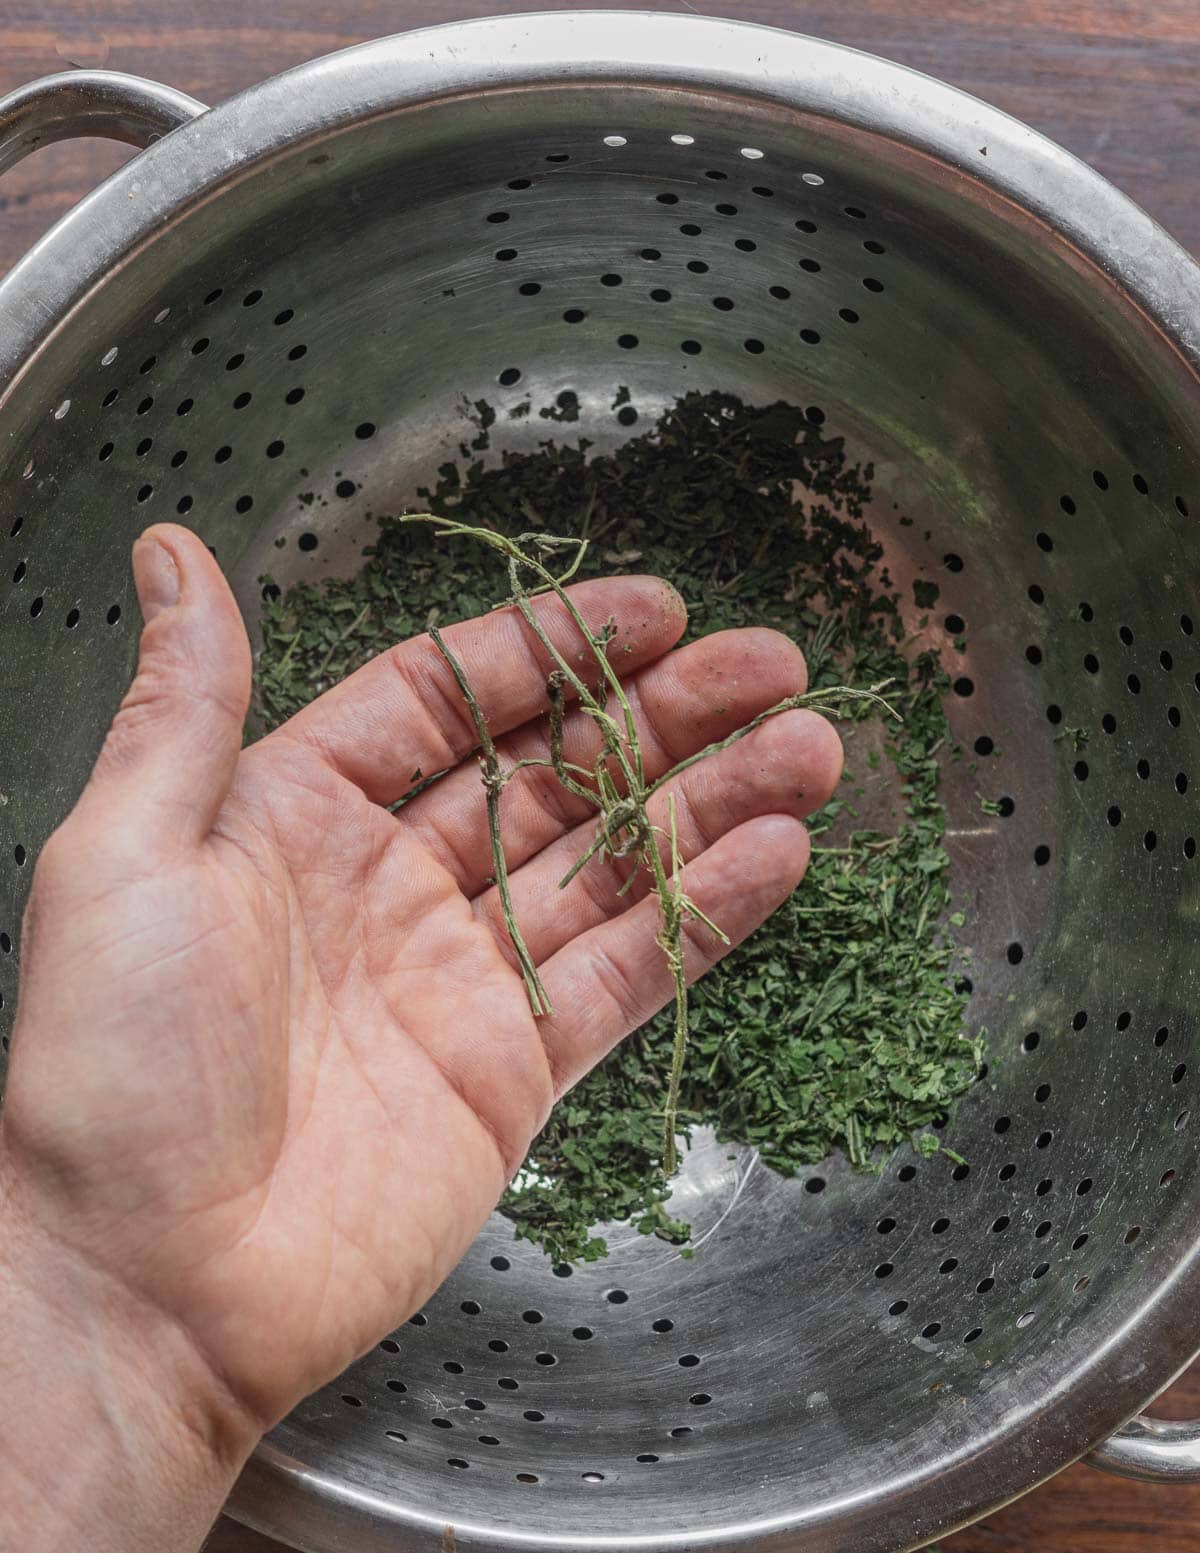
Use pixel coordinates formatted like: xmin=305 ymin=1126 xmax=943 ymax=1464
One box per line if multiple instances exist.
xmin=478 ymin=1434 xmax=499 ymax=1445
xmin=1035 ymin=1178 xmax=1053 ymax=1197
xmin=516 ymin=1473 xmax=539 ymax=1484
xmin=689 ymin=1393 xmax=711 ymax=1406
xmin=340 ymin=1393 xmax=362 ymax=1408
xmin=432 ymin=1417 xmax=453 ymax=1429
xmin=1036 ymin=1130 xmax=1053 ymax=1148
xmin=1177 ymin=1110 xmax=1191 ymax=1131
xmin=106 ymin=605 xmax=121 ymax=625
xmin=1125 ymin=1226 xmax=1143 ymax=1244
xmin=499 ymin=1378 xmax=519 ymax=1391
xmin=573 ymin=1326 xmax=593 ymax=1340
xmin=1023 ymin=1032 xmax=1041 ymax=1053
xmin=806 ymin=1174 xmax=828 ymax=1192
xmin=999 ymin=1163 xmax=1016 ymax=1181
xmin=488 ymin=1339 xmax=508 ymax=1353
xmin=448 ymin=1458 xmax=469 ymax=1470
xmin=920 ymin=1323 xmax=941 ymax=1340
xmin=386 ymin=1379 xmax=405 ymax=1393
xmin=443 ymin=1360 xmax=464 ymax=1375
xmin=379 ymin=1338 xmax=399 ymax=1353
xmin=976 ymin=1277 xmax=995 ymax=1294
xmin=1162 ymin=1169 xmax=1177 ymax=1186
xmin=888 ymin=1299 xmax=908 ymax=1316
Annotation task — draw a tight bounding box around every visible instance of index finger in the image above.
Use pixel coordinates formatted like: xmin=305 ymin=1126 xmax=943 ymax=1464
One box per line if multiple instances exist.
xmin=271 ymin=575 xmax=688 ymax=805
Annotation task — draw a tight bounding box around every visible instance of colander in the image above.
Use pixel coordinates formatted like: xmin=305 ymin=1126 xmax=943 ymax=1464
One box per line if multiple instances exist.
xmin=2 ymin=14 xmax=1199 ymax=1553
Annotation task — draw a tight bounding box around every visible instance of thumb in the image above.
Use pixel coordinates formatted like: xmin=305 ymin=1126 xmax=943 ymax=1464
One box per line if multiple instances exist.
xmin=82 ymin=524 xmax=252 ymax=847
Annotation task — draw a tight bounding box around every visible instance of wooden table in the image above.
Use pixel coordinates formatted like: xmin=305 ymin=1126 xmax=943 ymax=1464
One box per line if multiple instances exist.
xmin=3 ymin=4 xmax=1198 ymax=1549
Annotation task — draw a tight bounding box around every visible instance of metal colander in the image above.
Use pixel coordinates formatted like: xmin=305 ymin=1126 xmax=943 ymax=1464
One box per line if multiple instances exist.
xmin=2 ymin=14 xmax=1200 ymax=1553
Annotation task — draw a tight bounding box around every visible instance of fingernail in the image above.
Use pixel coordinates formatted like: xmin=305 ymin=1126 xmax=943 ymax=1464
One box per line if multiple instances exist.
xmin=132 ymin=535 xmax=181 ymax=623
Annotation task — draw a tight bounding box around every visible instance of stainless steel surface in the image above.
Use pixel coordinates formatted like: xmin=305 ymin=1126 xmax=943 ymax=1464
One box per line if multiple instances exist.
xmin=1089 ymin=1414 xmax=1200 ymax=1483
xmin=0 ymin=68 xmax=205 ymax=176
xmin=2 ymin=12 xmax=1199 ymax=1552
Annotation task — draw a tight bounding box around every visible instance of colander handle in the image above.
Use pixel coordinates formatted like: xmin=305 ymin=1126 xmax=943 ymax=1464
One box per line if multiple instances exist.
xmin=0 ymin=69 xmax=205 ymax=177
xmin=1088 ymin=1414 xmax=1200 ymax=1483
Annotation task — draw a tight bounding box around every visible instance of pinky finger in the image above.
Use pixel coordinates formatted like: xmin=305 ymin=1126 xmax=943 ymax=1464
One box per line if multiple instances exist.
xmin=536 ymin=813 xmax=811 ymax=1097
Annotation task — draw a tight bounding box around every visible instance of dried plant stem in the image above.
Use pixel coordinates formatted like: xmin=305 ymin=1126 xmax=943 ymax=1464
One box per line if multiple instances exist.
xmin=404 ymin=514 xmax=901 ymax=1177
xmin=426 ymin=622 xmax=550 ymax=1017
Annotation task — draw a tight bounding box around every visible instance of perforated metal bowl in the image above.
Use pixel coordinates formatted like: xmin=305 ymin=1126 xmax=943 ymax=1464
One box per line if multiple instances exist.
xmin=2 ymin=15 xmax=1200 ymax=1553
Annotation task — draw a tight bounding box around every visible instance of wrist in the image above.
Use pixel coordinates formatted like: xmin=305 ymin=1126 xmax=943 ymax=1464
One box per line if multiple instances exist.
xmin=0 ymin=1157 xmax=260 ymax=1552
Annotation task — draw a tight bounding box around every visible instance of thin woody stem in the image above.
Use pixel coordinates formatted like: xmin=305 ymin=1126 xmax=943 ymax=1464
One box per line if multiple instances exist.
xmin=644 ymin=682 xmax=899 ymax=800
xmin=547 ymin=674 xmax=605 ymax=806
xmin=400 ymin=513 xmax=899 ymax=1198
xmin=653 ymin=795 xmax=689 ymax=1176
xmin=427 ymin=624 xmax=551 ymax=1017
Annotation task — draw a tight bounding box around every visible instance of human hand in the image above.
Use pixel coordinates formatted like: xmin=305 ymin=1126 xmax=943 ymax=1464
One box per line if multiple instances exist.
xmin=0 ymin=524 xmax=840 ymax=1540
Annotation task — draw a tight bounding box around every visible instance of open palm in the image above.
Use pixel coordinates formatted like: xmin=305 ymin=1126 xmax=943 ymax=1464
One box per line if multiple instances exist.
xmin=1 ymin=524 xmax=840 ymax=1434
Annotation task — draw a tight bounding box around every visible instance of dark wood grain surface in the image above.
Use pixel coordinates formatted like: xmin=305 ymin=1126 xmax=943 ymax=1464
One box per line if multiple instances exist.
xmin=3 ymin=4 xmax=1198 ymax=1549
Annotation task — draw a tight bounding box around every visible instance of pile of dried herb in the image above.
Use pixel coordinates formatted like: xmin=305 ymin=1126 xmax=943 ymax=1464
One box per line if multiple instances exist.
xmin=256 ymin=392 xmax=983 ymax=1263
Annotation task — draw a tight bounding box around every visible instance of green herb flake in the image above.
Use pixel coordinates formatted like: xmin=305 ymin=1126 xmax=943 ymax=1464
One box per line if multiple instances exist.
xmin=254 ymin=391 xmax=983 ymax=1262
